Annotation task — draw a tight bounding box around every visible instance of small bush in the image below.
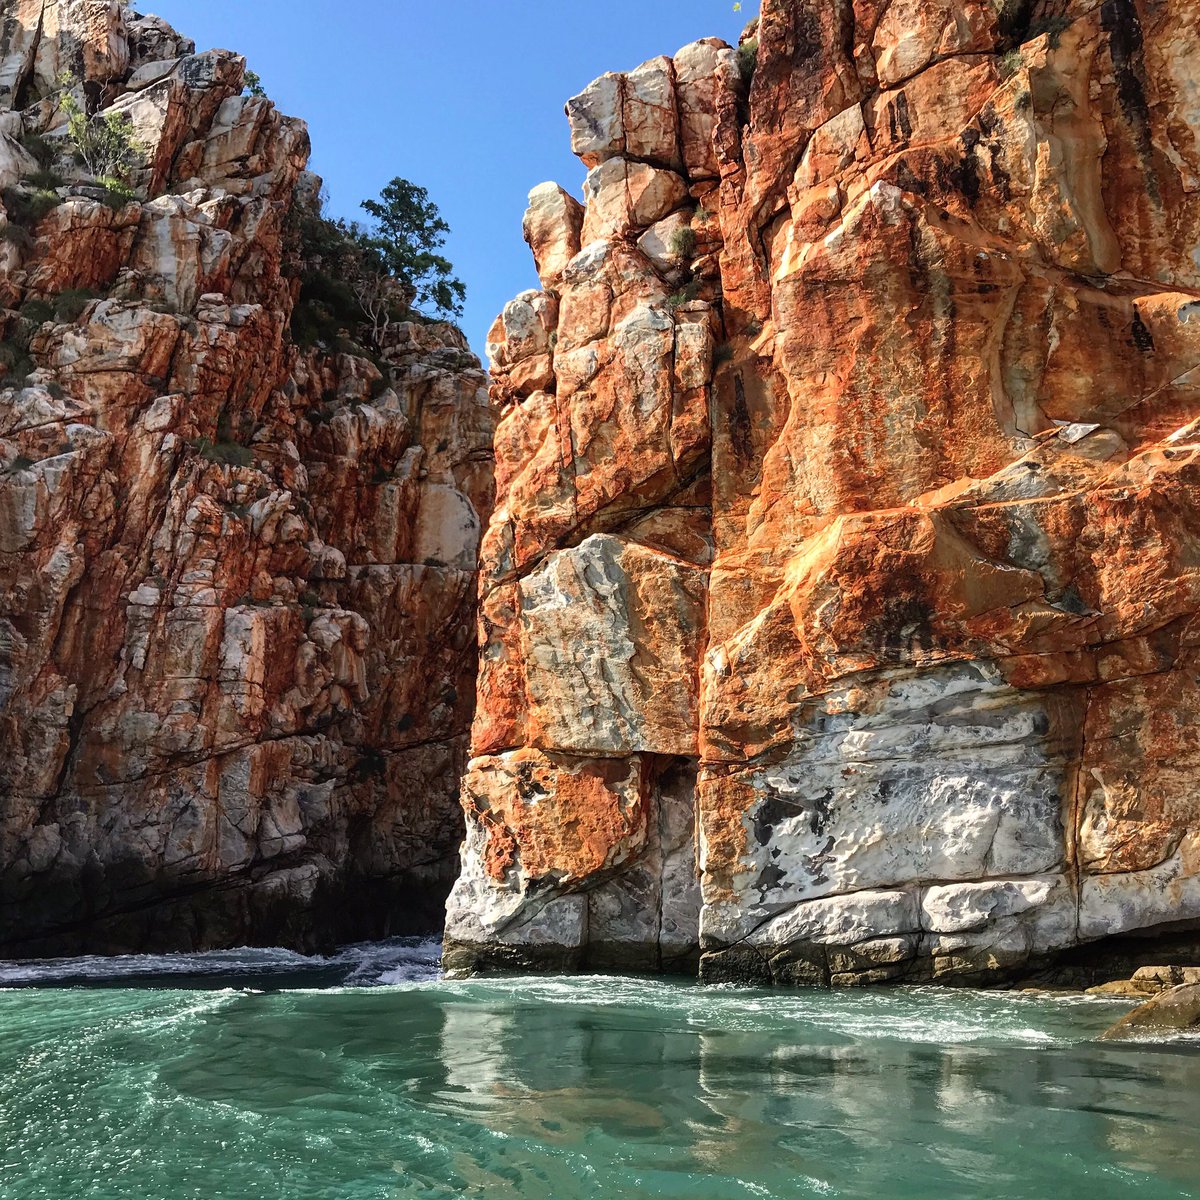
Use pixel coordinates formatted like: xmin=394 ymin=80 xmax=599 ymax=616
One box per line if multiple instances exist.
xmin=19 ymin=298 xmax=55 ymax=325
xmin=96 ymin=177 xmax=136 ymax=210
xmin=990 ymin=0 xmax=1026 ymax=26
xmin=669 ymin=224 xmax=697 ymax=260
xmin=243 ymin=70 xmax=267 ymax=98
xmin=57 ymin=76 xmax=144 ymax=191
xmin=292 ymin=292 xmax=353 ymax=349
xmin=0 ymin=223 xmax=34 ymax=251
xmin=666 ymin=280 xmax=703 ymax=309
xmin=1000 ymin=48 xmax=1024 ymax=79
xmin=19 ymin=132 xmax=59 ymax=169
xmin=27 ymin=167 xmax=64 ymax=191
xmin=299 ymin=589 xmax=321 ymax=608
xmin=738 ymin=38 xmax=758 ymax=87
xmin=5 ymin=454 xmax=35 ymax=472
xmin=1034 ymin=15 xmax=1072 ymax=47
xmin=0 ymin=341 xmax=34 ymax=383
xmin=191 ymin=437 xmax=254 ymax=468
xmin=2 ymin=185 xmax=62 ymax=227
xmin=53 ymin=288 xmax=99 ymax=323
xmin=713 ymin=342 xmax=735 ymax=365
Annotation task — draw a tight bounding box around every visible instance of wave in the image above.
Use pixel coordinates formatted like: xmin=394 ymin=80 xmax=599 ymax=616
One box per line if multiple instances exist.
xmin=0 ymin=935 xmax=443 ymax=990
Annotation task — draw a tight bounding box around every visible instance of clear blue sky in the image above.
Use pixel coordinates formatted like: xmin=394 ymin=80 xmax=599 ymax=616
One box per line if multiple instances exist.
xmin=144 ymin=1 xmax=752 ymax=356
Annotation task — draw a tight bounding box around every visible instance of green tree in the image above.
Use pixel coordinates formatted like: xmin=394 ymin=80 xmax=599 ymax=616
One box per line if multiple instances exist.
xmin=359 ymin=178 xmax=465 ymax=319
xmin=56 ymin=73 xmax=143 ymax=196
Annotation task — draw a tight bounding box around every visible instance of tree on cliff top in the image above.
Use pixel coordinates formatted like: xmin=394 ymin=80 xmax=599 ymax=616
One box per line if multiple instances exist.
xmin=289 ymin=176 xmax=465 ymax=351
xmin=358 ymin=177 xmax=466 ymax=320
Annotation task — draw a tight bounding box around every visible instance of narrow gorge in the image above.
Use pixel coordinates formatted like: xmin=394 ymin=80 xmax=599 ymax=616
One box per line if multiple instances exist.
xmin=2 ymin=0 xmax=1200 ymax=993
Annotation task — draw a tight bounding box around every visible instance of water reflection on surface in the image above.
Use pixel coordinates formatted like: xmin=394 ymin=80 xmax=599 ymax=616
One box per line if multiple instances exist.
xmin=425 ymin=980 xmax=1200 ymax=1199
xmin=2 ymin=972 xmax=1198 ymax=1199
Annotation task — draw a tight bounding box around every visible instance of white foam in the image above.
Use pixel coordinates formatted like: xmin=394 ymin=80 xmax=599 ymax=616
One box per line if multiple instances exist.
xmin=0 ymin=936 xmax=444 ymax=989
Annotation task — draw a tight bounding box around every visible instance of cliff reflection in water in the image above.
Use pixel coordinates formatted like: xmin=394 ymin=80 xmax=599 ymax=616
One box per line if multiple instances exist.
xmin=429 ymin=978 xmax=1200 ymax=1197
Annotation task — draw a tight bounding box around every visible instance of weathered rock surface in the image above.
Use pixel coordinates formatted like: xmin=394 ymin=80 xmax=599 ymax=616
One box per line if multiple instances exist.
xmin=446 ymin=0 xmax=1200 ymax=984
xmin=0 ymin=4 xmax=492 ymax=954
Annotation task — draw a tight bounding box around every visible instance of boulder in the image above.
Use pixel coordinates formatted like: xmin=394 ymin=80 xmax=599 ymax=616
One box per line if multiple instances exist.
xmin=1102 ymin=984 xmax=1200 ymax=1040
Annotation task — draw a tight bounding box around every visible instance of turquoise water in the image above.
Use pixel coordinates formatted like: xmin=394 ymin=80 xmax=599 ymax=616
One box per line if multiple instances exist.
xmin=2 ymin=942 xmax=1199 ymax=1200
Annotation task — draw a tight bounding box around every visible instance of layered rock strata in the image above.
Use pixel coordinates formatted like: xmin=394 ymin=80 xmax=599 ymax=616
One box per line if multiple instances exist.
xmin=0 ymin=3 xmax=492 ymax=954
xmin=446 ymin=0 xmax=1200 ymax=985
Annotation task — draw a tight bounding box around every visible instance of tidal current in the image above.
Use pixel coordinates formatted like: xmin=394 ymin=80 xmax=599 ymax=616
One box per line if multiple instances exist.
xmin=2 ymin=939 xmax=1198 ymax=1199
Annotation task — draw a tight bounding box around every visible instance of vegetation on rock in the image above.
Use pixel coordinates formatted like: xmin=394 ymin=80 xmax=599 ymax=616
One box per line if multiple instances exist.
xmin=289 ymin=176 xmax=465 ymax=352
xmin=56 ymin=73 xmax=143 ymax=199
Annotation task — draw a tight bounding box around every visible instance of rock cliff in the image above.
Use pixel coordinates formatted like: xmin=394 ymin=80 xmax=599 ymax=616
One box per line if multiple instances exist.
xmin=0 ymin=2 xmax=492 ymax=954
xmin=446 ymin=0 xmax=1200 ymax=985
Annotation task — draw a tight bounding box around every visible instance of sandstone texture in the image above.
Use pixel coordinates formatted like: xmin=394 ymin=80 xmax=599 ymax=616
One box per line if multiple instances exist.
xmin=446 ymin=0 xmax=1200 ymax=985
xmin=0 ymin=3 xmax=492 ymax=953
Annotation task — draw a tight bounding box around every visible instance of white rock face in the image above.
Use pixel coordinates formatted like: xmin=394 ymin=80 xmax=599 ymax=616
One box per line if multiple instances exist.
xmin=519 ymin=534 xmax=706 ymax=756
xmin=567 ymin=71 xmax=624 ymax=167
xmin=702 ymin=664 xmax=1067 ymax=945
xmin=1080 ymin=853 xmax=1200 ymax=941
xmin=581 ymin=159 xmax=689 ymax=243
xmin=673 ymin=38 xmax=738 ymax=178
xmin=523 ymin=183 xmax=585 ymax=289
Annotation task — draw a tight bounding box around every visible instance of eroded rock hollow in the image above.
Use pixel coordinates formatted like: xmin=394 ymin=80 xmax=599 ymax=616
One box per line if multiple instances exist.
xmin=0 ymin=2 xmax=492 ymax=954
xmin=446 ymin=0 xmax=1200 ymax=985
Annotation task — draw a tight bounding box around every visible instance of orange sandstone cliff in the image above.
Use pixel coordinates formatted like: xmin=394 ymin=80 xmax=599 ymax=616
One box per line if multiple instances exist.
xmin=445 ymin=0 xmax=1200 ymax=984
xmin=0 ymin=3 xmax=493 ymax=954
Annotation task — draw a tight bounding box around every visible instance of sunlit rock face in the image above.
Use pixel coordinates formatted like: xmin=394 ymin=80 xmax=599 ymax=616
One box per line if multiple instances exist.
xmin=446 ymin=0 xmax=1200 ymax=984
xmin=0 ymin=3 xmax=493 ymax=954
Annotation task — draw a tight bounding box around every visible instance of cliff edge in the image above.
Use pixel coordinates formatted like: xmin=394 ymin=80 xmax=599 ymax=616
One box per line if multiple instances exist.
xmin=446 ymin=0 xmax=1200 ymax=985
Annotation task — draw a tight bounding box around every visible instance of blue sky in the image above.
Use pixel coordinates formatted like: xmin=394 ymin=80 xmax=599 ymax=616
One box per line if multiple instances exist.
xmin=144 ymin=1 xmax=752 ymax=356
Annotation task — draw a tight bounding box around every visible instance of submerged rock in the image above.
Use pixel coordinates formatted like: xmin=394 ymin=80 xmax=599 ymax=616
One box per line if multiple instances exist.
xmin=447 ymin=0 xmax=1200 ymax=984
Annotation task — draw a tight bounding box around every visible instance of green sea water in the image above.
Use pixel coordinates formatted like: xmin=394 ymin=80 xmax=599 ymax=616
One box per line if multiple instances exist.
xmin=1 ymin=941 xmax=1198 ymax=1200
